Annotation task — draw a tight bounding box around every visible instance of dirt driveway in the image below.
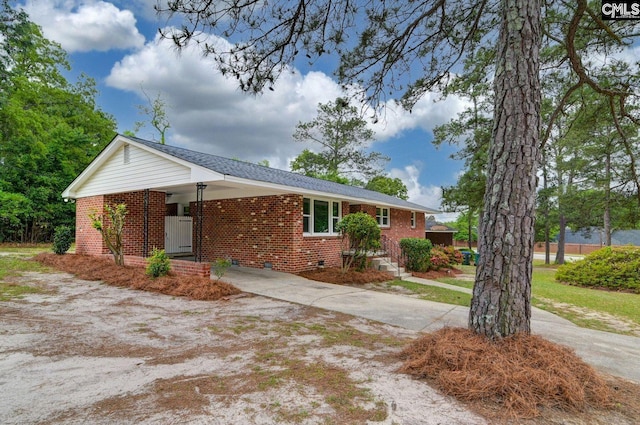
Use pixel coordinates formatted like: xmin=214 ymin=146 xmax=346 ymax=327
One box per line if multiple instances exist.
xmin=0 ymin=271 xmax=485 ymax=424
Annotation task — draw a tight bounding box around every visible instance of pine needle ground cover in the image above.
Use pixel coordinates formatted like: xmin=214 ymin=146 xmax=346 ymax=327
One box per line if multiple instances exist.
xmin=399 ymin=327 xmax=640 ymax=422
xmin=33 ymin=253 xmax=240 ymax=301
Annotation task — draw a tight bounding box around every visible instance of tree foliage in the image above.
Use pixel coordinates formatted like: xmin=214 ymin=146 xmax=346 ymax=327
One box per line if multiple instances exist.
xmin=134 ymin=88 xmax=171 ymax=144
xmin=365 ymin=176 xmax=408 ymax=200
xmin=0 ymin=2 xmax=116 ymax=242
xmin=89 ymin=203 xmax=127 ymax=266
xmin=291 ymin=97 xmax=387 ymax=181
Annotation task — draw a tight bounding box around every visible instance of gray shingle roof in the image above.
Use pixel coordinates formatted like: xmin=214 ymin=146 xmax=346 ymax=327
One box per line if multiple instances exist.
xmin=129 ymin=136 xmax=437 ymax=212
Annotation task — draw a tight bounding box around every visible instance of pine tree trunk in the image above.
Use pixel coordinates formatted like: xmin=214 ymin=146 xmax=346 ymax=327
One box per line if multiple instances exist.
xmin=604 ymin=149 xmax=612 ymax=246
xmin=555 ymin=214 xmax=566 ymax=265
xmin=469 ymin=0 xmax=541 ymax=339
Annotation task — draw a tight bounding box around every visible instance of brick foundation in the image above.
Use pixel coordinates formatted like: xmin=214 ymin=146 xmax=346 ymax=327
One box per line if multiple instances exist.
xmin=120 ymin=255 xmax=210 ymax=277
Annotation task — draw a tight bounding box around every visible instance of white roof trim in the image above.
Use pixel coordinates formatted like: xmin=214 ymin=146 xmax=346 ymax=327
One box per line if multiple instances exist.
xmin=62 ymin=135 xmax=224 ymax=199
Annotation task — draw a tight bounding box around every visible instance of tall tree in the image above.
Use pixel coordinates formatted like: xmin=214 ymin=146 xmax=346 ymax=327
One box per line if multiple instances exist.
xmin=158 ymin=0 xmax=640 ymax=338
xmin=134 ymin=88 xmax=171 ymax=144
xmin=291 ymin=97 xmax=387 ymax=181
xmin=468 ymin=0 xmax=541 ymax=337
xmin=0 ymin=3 xmax=116 ymax=242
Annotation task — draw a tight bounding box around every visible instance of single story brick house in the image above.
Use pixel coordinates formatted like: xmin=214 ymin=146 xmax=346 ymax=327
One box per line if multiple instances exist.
xmin=62 ymin=134 xmax=438 ymax=275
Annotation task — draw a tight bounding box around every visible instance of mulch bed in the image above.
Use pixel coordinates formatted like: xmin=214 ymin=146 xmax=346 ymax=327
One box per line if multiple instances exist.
xmin=33 ymin=253 xmax=240 ymax=301
xmin=298 ymin=267 xmax=393 ymax=285
xmin=398 ymin=327 xmax=630 ymax=420
xmin=412 ymin=267 xmax=464 ymax=280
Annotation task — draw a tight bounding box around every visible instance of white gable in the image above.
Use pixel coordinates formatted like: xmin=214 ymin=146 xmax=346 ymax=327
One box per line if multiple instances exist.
xmin=71 ymin=143 xmax=193 ymax=198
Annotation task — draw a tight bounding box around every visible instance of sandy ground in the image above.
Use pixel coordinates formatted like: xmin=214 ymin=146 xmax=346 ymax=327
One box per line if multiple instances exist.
xmin=0 ymin=271 xmax=485 ymax=425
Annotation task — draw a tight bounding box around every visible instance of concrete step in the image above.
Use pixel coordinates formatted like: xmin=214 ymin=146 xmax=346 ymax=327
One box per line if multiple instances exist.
xmin=371 ymin=257 xmax=410 ymax=279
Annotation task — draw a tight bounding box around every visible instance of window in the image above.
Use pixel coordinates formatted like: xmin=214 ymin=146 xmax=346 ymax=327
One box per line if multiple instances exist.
xmin=303 ymin=198 xmax=341 ymax=235
xmin=313 ymin=200 xmax=329 ymax=233
xmin=303 ymin=198 xmax=311 ymax=233
xmin=376 ymin=207 xmax=390 ymax=227
xmin=410 ymin=211 xmax=416 ymax=228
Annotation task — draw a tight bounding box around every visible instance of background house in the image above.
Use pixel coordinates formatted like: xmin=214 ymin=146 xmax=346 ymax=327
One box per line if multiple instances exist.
xmin=425 ymin=217 xmax=457 ymax=246
xmin=63 ymin=135 xmax=438 ymax=274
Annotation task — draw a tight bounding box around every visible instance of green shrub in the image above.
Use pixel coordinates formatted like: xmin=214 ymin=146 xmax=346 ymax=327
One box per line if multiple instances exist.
xmin=429 ymin=247 xmax=450 ymax=270
xmin=556 ymin=246 xmax=640 ymax=292
xmin=52 ymin=225 xmax=73 ymax=255
xmin=442 ymin=246 xmax=464 ymax=265
xmin=336 ymin=212 xmax=381 ymax=272
xmin=146 ymin=248 xmax=171 ymax=278
xmin=213 ymin=258 xmax=231 ymax=280
xmin=400 ymin=238 xmax=432 ymax=272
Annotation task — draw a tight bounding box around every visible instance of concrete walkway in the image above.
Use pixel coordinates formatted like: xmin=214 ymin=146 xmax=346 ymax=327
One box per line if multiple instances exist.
xmin=224 ymin=267 xmax=640 ymax=384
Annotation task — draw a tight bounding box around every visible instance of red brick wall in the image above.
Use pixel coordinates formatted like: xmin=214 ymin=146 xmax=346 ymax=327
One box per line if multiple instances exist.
xmin=382 ymin=209 xmax=425 ymax=242
xmin=165 ymin=203 xmax=178 ymax=216
xmin=299 ymin=236 xmax=344 ymax=269
xmin=75 ymin=195 xmax=107 ymax=255
xmin=76 ymin=191 xmax=165 ymax=258
xmin=104 ymin=191 xmax=165 ymax=257
xmin=77 ymin=191 xmax=424 ymax=275
xmin=121 ymin=255 xmax=210 ymax=277
xmin=192 ymin=195 xmax=302 ymax=272
xmin=348 ymin=204 xmax=424 ymax=244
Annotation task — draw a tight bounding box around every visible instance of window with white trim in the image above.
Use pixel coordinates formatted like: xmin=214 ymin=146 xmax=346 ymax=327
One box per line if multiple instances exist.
xmin=410 ymin=211 xmax=416 ymax=228
xmin=376 ymin=207 xmax=390 ymax=227
xmin=303 ymin=198 xmax=341 ymax=235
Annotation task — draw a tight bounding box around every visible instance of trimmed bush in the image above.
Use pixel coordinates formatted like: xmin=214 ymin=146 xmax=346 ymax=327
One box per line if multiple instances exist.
xmin=336 ymin=212 xmax=381 ymax=272
xmin=52 ymin=225 xmax=73 ymax=255
xmin=556 ymin=246 xmax=640 ymax=293
xmin=442 ymin=246 xmax=464 ymax=266
xmin=400 ymin=238 xmax=433 ymax=272
xmin=146 ymin=248 xmax=171 ymax=278
xmin=429 ymin=247 xmax=450 ymax=270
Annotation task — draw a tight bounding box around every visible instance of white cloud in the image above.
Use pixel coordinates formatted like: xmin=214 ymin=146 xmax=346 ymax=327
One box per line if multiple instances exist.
xmin=23 ymin=0 xmax=145 ymax=52
xmin=106 ymin=31 xmax=346 ymax=169
xmin=370 ymin=94 xmax=469 ymax=142
xmin=106 ymin=29 xmax=465 ymax=180
xmin=389 ymin=164 xmax=442 ymax=210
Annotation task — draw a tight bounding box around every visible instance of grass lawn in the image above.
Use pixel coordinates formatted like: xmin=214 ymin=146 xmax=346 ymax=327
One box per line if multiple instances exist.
xmin=0 ymin=255 xmax=51 ymax=300
xmin=425 ymin=265 xmax=640 ymax=334
xmin=387 ymin=280 xmax=471 ymax=306
xmin=531 ymin=268 xmax=640 ymax=333
xmin=0 ymin=243 xmax=56 ymax=256
xmin=0 ymin=255 xmax=50 ymax=281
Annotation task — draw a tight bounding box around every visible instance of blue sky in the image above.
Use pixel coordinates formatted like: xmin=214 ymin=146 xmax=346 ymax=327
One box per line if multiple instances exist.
xmin=20 ymin=0 xmax=468 ymax=218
